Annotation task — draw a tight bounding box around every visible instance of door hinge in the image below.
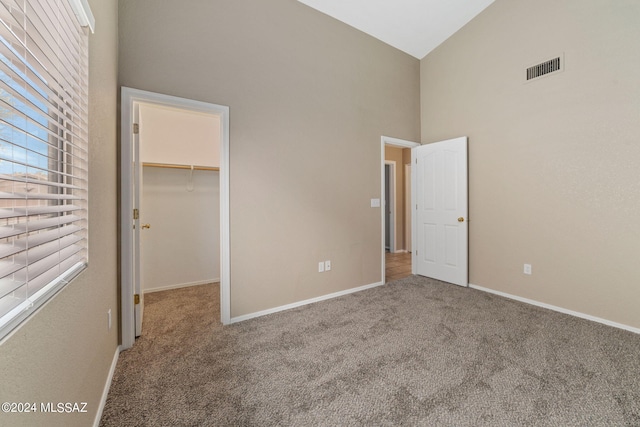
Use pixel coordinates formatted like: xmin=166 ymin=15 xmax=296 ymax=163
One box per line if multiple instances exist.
xmin=133 ymin=208 xmax=139 ymax=220
xmin=416 ymin=250 xmax=418 ymax=256
xmin=416 ymin=204 xmax=418 ymax=210
xmin=134 ymin=294 xmax=140 ymax=305
xmin=133 ymin=123 xmax=139 ymax=134
xmin=415 ymin=158 xmax=417 ymax=164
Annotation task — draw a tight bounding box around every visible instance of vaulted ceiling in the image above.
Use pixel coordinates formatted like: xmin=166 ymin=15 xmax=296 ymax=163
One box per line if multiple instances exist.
xmin=297 ymin=0 xmax=495 ymax=59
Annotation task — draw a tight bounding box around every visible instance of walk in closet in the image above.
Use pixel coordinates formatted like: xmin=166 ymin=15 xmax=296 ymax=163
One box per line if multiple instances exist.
xmin=138 ymin=103 xmax=220 ymax=293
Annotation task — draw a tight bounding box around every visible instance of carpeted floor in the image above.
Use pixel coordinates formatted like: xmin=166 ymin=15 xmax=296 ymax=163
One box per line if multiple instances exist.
xmin=100 ymin=277 xmax=640 ymax=426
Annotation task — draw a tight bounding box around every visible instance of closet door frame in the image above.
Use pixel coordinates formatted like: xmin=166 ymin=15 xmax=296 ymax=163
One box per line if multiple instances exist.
xmin=120 ymin=87 xmax=230 ymax=350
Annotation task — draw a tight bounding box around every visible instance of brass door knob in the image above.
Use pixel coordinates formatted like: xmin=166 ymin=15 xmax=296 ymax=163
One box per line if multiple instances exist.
xmin=142 ymin=224 xmax=151 ymax=229
xmin=458 ymin=217 xmax=465 ymax=222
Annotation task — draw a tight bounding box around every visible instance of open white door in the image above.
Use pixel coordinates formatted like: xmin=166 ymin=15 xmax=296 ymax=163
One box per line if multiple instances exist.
xmin=412 ymin=137 xmax=468 ymax=286
xmin=123 ymin=101 xmax=145 ymax=339
xmin=132 ymin=104 xmax=144 ymax=337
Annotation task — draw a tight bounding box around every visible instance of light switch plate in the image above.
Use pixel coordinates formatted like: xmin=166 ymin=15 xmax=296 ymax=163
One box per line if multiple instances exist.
xmin=371 ymin=198 xmax=381 ymax=208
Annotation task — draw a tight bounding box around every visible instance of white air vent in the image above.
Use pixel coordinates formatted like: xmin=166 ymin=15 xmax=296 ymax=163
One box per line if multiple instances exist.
xmin=526 ymin=54 xmax=564 ymax=82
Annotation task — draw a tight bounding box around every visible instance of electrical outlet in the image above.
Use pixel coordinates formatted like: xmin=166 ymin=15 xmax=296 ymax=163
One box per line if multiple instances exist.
xmin=325 ymin=260 xmax=331 ymax=271
xmin=107 ymin=309 xmax=112 ymax=330
xmin=318 ymin=262 xmax=324 ymax=273
xmin=524 ymin=264 xmax=532 ymax=275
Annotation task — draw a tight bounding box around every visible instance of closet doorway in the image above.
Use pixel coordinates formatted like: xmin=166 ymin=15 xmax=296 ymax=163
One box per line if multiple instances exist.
xmin=138 ymin=103 xmax=220 ymax=297
xmin=121 ymin=88 xmax=230 ymax=350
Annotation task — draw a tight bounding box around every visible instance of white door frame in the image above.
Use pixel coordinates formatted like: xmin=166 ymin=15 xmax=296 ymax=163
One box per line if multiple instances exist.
xmin=380 ymin=136 xmax=420 ymax=283
xmin=404 ymin=163 xmax=412 ymax=253
xmin=120 ymin=87 xmax=231 ymax=350
xmin=384 ymin=160 xmax=396 ymax=252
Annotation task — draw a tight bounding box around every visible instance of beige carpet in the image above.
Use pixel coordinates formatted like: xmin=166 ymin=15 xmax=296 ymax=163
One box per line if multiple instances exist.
xmin=100 ymin=277 xmax=640 ymax=426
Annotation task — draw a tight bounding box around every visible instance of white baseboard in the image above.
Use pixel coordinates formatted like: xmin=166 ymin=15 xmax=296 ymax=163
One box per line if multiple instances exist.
xmin=469 ymin=283 xmax=640 ymax=335
xmin=143 ymin=279 xmax=219 ymax=294
xmin=230 ymin=281 xmax=385 ymax=324
xmin=93 ymin=345 xmax=120 ymax=427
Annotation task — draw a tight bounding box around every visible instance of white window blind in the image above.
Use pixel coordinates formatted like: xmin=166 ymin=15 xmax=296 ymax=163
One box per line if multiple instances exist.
xmin=0 ymin=0 xmax=90 ymax=340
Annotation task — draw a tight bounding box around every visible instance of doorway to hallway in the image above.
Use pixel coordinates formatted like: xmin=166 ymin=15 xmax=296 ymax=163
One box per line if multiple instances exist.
xmin=385 ymin=252 xmax=412 ymax=282
xmin=380 ymin=136 xmax=420 ymax=284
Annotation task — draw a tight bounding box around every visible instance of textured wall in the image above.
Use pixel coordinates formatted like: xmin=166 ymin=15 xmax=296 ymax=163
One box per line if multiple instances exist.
xmin=421 ymin=0 xmax=640 ymax=328
xmin=119 ymin=0 xmax=421 ymax=317
xmin=0 ymin=0 xmax=120 ymax=425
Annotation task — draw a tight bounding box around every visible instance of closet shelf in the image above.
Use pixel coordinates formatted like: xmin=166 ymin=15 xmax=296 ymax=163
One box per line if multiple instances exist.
xmin=142 ymin=162 xmax=219 ymax=171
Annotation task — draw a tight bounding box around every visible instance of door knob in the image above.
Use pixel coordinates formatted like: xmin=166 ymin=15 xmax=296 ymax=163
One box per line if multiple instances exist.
xmin=458 ymin=217 xmax=464 ymax=222
xmin=142 ymin=224 xmax=151 ymax=229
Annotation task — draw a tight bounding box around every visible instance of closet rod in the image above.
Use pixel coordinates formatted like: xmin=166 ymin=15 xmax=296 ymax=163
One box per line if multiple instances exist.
xmin=142 ymin=162 xmax=219 ymax=172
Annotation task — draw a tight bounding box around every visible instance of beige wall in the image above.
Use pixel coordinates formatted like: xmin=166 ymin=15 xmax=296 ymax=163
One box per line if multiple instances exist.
xmin=421 ymin=0 xmax=640 ymax=328
xmin=139 ymin=104 xmax=221 ymax=167
xmin=0 ymin=0 xmax=119 ymax=425
xmin=119 ymin=0 xmax=420 ymax=317
xmin=142 ymin=168 xmax=220 ymax=292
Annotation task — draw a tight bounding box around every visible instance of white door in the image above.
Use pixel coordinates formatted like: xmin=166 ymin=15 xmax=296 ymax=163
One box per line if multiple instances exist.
xmin=412 ymin=137 xmax=468 ymax=286
xmin=132 ymin=104 xmax=144 ymax=337
xmin=123 ymin=101 xmax=145 ymax=341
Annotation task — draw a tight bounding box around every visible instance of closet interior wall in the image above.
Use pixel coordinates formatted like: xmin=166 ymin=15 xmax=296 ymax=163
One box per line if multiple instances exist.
xmin=139 ymin=103 xmax=221 ymax=293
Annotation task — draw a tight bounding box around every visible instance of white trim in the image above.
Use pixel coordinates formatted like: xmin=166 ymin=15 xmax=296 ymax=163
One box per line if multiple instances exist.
xmin=220 ymin=104 xmax=231 ymax=326
xmin=93 ymin=345 xmax=120 ymax=427
xmin=120 ymin=87 xmax=231 ymax=350
xmin=469 ymin=284 xmax=640 ymax=335
xmin=384 ymin=160 xmax=396 ymax=253
xmin=382 ymin=136 xmax=420 ymax=147
xmin=120 ymin=89 xmax=134 ymax=349
xmin=380 ymin=136 xmax=420 ymax=284
xmin=143 ymin=279 xmax=219 ymax=294
xmin=68 ymin=0 xmax=95 ymax=33
xmin=404 ymin=163 xmax=411 ymax=253
xmin=229 ymin=281 xmax=384 ymax=324
xmin=0 ymin=263 xmax=85 ymax=331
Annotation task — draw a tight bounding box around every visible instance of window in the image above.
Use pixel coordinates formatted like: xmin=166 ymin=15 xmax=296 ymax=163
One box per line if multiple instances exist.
xmin=0 ymin=0 xmax=93 ymax=340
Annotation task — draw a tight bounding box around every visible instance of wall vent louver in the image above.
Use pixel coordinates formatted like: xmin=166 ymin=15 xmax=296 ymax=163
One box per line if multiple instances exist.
xmin=526 ymin=55 xmax=563 ymax=81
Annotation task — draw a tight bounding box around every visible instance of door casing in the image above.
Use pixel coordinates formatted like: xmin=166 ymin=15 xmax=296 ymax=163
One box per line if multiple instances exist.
xmin=120 ymin=87 xmax=230 ymax=350
xmin=404 ymin=163 xmax=412 ymax=253
xmin=384 ymin=161 xmax=396 ymax=252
